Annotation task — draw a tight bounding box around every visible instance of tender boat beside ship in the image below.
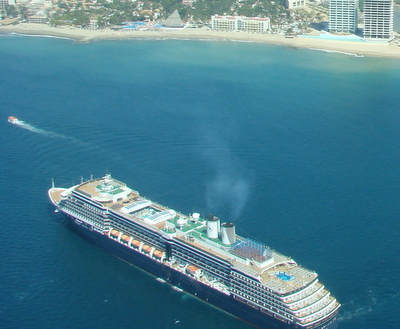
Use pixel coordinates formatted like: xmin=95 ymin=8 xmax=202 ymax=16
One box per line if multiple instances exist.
xmin=48 ymin=174 xmax=340 ymax=329
xmin=8 ymin=116 xmax=18 ymax=124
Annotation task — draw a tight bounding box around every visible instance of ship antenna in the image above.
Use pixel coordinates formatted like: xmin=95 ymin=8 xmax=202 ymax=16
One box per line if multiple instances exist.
xmin=80 ymin=176 xmax=83 ymax=184
xmin=51 ymin=178 xmax=55 ymax=188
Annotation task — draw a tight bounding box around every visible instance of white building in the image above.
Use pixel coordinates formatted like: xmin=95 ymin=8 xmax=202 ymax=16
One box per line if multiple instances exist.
xmin=87 ymin=19 xmax=99 ymax=30
xmin=363 ymin=0 xmax=393 ymax=40
xmin=328 ymin=0 xmax=358 ymax=33
xmin=285 ymin=0 xmax=306 ymax=10
xmin=211 ymin=15 xmax=270 ymax=32
xmin=27 ymin=14 xmax=48 ymax=23
xmin=0 ymin=0 xmax=15 ymax=9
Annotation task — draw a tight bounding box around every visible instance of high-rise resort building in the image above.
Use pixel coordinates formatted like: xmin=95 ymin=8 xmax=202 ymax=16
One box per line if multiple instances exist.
xmin=363 ymin=0 xmax=394 ymax=40
xmin=211 ymin=15 xmax=270 ymax=33
xmin=328 ymin=0 xmax=358 ymax=33
xmin=0 ymin=0 xmax=15 ymax=9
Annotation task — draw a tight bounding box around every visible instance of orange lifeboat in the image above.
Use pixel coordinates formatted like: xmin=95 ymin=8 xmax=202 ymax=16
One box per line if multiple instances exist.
xmin=142 ymin=245 xmax=152 ymax=253
xmin=153 ymin=250 xmax=163 ymax=259
xmin=130 ymin=239 xmax=140 ymax=248
xmin=121 ymin=235 xmax=130 ymax=243
xmin=186 ymin=265 xmax=199 ymax=275
xmin=110 ymin=229 xmax=120 ymax=238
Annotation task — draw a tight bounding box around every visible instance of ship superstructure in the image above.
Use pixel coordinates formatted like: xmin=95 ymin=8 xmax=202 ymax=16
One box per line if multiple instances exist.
xmin=48 ymin=174 xmax=340 ymax=329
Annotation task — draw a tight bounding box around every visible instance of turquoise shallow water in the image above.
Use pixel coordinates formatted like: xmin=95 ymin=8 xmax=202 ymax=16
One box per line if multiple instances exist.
xmin=300 ymin=34 xmax=365 ymax=42
xmin=1 ymin=35 xmax=400 ymax=329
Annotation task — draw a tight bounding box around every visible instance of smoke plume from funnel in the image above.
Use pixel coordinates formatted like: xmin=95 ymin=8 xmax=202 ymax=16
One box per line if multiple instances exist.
xmin=206 ymin=172 xmax=250 ymax=222
xmin=200 ymin=129 xmax=251 ymax=222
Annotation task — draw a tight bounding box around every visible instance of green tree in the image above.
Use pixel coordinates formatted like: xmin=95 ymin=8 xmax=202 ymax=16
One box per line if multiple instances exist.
xmin=19 ymin=6 xmax=28 ymax=19
xmin=161 ymin=0 xmax=181 ymax=17
xmin=5 ymin=5 xmax=18 ymax=17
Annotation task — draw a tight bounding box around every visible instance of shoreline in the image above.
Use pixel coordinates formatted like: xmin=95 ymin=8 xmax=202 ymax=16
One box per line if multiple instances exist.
xmin=1 ymin=23 xmax=400 ymax=58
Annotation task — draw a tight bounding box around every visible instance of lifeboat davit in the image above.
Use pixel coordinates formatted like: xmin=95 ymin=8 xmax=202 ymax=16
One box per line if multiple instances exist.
xmin=8 ymin=116 xmax=17 ymax=124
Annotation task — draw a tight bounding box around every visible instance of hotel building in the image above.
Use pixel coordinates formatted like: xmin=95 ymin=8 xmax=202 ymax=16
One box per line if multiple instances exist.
xmin=211 ymin=15 xmax=270 ymax=33
xmin=328 ymin=0 xmax=358 ymax=33
xmin=363 ymin=0 xmax=393 ymax=40
xmin=0 ymin=0 xmax=15 ymax=9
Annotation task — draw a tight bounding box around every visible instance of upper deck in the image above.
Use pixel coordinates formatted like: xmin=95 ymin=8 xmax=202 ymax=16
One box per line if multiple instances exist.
xmin=48 ymin=187 xmax=67 ymax=206
xmin=76 ymin=176 xmax=138 ymax=204
xmin=55 ymin=174 xmax=318 ymax=295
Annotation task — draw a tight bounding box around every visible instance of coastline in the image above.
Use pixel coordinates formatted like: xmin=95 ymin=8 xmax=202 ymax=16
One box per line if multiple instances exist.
xmin=1 ymin=23 xmax=400 ymax=58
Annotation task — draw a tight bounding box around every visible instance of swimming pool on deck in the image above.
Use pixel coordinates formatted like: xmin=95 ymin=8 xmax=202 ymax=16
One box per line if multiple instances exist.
xmin=276 ymin=272 xmax=296 ymax=282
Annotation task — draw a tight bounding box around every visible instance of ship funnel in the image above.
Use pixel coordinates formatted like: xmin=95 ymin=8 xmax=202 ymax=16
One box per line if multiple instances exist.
xmin=206 ymin=214 xmax=220 ymax=239
xmin=221 ymin=222 xmax=236 ymax=245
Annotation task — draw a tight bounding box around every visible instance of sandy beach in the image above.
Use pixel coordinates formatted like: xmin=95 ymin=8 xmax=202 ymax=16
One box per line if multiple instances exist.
xmin=1 ymin=23 xmax=400 ymax=58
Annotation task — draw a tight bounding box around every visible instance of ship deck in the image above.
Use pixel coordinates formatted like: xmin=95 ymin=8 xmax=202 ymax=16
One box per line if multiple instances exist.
xmin=176 ymin=230 xmax=318 ymax=294
xmin=48 ymin=187 xmax=66 ymax=205
xmin=64 ymin=176 xmax=320 ymax=295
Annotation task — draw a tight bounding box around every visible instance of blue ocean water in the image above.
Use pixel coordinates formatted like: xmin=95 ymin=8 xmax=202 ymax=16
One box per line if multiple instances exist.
xmin=1 ymin=34 xmax=400 ymax=329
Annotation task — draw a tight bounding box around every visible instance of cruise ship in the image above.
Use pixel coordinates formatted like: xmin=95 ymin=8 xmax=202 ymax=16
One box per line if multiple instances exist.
xmin=48 ymin=174 xmax=340 ymax=329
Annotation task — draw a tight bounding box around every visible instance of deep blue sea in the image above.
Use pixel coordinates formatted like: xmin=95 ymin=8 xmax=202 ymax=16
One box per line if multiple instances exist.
xmin=1 ymin=34 xmax=400 ymax=329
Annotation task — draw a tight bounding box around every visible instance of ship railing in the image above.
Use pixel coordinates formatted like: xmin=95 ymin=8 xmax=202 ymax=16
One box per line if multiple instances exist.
xmin=301 ymin=306 xmax=339 ymax=329
xmin=299 ymin=298 xmax=331 ymax=318
xmin=231 ymin=261 xmax=262 ymax=279
xmin=295 ymin=295 xmax=336 ymax=321
xmin=287 ymin=285 xmax=326 ymax=309
xmin=287 ymin=267 xmax=317 ymax=285
xmin=289 ymin=290 xmax=327 ymax=311
xmin=298 ymin=299 xmax=339 ymax=326
xmin=292 ymin=292 xmax=331 ymax=316
xmin=169 ymin=258 xmax=230 ymax=295
xmin=62 ymin=207 xmax=99 ymax=227
xmin=283 ymin=281 xmax=321 ymax=304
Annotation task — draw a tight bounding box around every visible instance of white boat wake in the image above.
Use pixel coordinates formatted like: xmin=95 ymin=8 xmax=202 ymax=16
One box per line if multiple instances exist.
xmin=9 ymin=117 xmax=80 ymax=143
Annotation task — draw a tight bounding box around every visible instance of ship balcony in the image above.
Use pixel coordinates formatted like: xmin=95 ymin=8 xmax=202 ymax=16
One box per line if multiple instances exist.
xmin=298 ymin=299 xmax=340 ymax=327
xmin=62 ymin=207 xmax=99 ymax=227
xmin=282 ymin=281 xmax=322 ymax=304
xmin=295 ymin=295 xmax=337 ymax=322
xmin=288 ymin=287 xmax=327 ymax=311
xmin=291 ymin=291 xmax=331 ymax=316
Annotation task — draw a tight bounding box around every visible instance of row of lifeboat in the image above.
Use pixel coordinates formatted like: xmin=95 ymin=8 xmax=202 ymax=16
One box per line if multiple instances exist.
xmin=108 ymin=229 xmax=164 ymax=260
xmin=110 ymin=229 xmax=201 ymax=281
